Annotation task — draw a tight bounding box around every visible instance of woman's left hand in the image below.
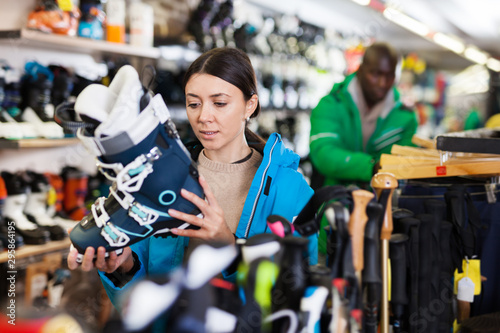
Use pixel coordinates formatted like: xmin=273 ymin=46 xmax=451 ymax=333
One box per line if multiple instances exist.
xmin=168 ymin=175 xmax=235 ymax=244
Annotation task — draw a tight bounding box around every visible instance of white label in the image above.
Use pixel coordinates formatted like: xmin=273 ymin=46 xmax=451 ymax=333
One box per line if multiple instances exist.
xmin=457 ymin=277 xmax=475 ymax=303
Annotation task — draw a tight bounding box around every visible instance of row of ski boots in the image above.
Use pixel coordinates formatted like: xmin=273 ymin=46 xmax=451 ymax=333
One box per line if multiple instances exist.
xmin=0 ymin=166 xmax=101 ymax=246
xmin=1 ymin=171 xmax=65 ymax=245
xmin=55 ymin=64 xmax=205 ymax=262
xmin=0 ymin=62 xmax=74 ymax=139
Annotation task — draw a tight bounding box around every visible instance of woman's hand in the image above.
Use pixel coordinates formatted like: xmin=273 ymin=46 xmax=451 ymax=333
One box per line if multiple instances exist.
xmin=67 ymin=242 xmax=133 ymax=274
xmin=168 ymin=175 xmax=234 ymax=244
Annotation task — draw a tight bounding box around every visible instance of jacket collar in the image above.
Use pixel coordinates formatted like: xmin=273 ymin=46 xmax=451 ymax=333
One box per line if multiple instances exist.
xmin=331 ymin=72 xmax=401 ymax=105
xmin=187 ymin=133 xmax=299 ymax=171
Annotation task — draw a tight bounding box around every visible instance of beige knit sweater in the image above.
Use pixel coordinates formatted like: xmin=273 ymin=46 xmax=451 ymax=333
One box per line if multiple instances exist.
xmin=185 ymin=148 xmax=262 ymax=259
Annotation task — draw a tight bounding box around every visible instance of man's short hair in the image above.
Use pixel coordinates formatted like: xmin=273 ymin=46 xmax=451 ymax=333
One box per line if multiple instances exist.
xmin=362 ymin=42 xmax=399 ymax=67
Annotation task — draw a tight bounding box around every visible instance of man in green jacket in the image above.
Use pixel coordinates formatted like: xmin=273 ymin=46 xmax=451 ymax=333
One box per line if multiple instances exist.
xmin=309 ymin=42 xmax=418 ymax=255
xmin=309 ymin=42 xmax=418 ymax=189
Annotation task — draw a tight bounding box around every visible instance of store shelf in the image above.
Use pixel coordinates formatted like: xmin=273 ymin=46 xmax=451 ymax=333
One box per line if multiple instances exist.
xmin=0 ymin=137 xmax=80 ymax=149
xmin=0 ymin=28 xmax=161 ymax=59
xmin=0 ymin=238 xmax=71 ymax=263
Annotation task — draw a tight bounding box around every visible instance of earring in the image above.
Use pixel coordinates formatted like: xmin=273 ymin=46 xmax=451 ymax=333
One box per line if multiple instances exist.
xmin=246 ymin=117 xmax=250 ymax=122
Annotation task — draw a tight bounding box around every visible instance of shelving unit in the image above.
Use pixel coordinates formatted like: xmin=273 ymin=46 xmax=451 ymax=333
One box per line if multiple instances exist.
xmin=0 ymin=138 xmax=80 ymax=149
xmin=0 ymin=24 xmax=163 ymax=174
xmin=0 ymin=28 xmax=161 ymax=59
xmin=0 ymin=238 xmax=71 ymax=263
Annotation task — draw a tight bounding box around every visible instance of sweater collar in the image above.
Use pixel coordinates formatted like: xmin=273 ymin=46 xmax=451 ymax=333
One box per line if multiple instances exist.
xmin=198 ymin=148 xmax=262 ymax=172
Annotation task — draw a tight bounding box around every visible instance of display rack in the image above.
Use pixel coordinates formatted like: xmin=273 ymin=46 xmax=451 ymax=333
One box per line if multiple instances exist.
xmin=379 ymin=132 xmax=500 ymax=180
xmin=383 ymin=131 xmax=500 ymax=327
xmin=0 ymin=28 xmax=161 ymax=59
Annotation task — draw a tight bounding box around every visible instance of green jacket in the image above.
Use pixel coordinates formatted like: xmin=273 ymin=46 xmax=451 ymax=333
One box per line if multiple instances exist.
xmin=309 ymin=73 xmax=418 ymax=187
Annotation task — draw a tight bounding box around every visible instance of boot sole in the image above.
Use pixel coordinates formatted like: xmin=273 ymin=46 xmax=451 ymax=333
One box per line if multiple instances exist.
xmin=75 ymin=247 xmax=124 ymax=264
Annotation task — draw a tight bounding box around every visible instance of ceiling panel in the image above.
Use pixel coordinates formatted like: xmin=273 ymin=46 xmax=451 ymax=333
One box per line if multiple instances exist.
xmin=247 ymin=0 xmax=500 ymax=71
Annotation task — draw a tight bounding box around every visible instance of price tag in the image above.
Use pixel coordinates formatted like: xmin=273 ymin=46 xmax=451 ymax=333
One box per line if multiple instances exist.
xmin=436 ymin=166 xmax=447 ymax=176
xmin=457 ymin=277 xmax=475 ymax=302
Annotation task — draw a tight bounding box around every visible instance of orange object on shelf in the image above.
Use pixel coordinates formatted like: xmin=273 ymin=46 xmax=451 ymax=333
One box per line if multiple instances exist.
xmin=26 ymin=1 xmax=80 ymax=36
xmin=106 ymin=25 xmax=125 ymax=44
xmin=105 ymin=0 xmax=126 ymax=43
xmin=0 ymin=174 xmax=6 ymax=200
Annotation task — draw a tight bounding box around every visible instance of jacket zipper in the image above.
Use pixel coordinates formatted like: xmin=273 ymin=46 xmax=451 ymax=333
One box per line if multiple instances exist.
xmin=244 ymin=136 xmax=279 ymax=238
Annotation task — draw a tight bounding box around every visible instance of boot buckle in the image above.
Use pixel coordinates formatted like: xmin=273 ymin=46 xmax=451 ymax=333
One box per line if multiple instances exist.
xmin=101 ymin=222 xmax=130 ymax=248
xmin=129 ymin=201 xmax=160 ymax=226
xmin=116 ymin=146 xmax=162 ymax=193
xmin=92 ymin=196 xmax=110 ymax=228
xmin=145 ymin=147 xmax=162 ymax=163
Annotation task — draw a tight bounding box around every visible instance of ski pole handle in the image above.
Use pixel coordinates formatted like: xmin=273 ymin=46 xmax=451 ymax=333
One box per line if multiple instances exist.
xmin=363 ymin=201 xmax=383 ymax=284
xmin=371 ymin=173 xmax=398 ymax=241
xmin=348 ymin=189 xmax=374 ymax=274
xmin=267 ymin=214 xmax=295 ymax=238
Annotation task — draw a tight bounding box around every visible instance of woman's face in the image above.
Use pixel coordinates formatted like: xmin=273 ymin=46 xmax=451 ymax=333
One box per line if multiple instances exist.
xmin=185 ymin=73 xmax=257 ymax=161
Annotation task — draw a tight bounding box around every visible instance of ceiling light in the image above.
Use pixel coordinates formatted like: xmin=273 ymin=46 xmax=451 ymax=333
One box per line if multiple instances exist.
xmin=432 ymin=32 xmax=465 ymax=54
xmin=487 ymin=58 xmax=500 ymax=72
xmin=464 ymin=46 xmax=489 ymax=65
xmin=383 ymin=8 xmax=430 ymax=37
xmin=350 ymin=0 xmax=370 ymax=5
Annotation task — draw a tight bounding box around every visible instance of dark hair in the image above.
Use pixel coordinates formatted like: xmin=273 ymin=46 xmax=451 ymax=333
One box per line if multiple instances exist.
xmin=362 ymin=42 xmax=399 ymax=68
xmin=183 ymin=47 xmax=265 ymax=149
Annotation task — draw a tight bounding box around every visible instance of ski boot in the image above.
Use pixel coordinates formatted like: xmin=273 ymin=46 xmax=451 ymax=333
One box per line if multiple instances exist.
xmin=43 ymin=172 xmax=80 ymax=232
xmin=78 ymin=0 xmax=105 ymax=40
xmin=1 ymin=66 xmax=38 ymax=139
xmin=0 ymin=66 xmax=24 ymax=140
xmin=21 ymin=171 xmax=67 ymax=241
xmin=20 ymin=61 xmax=64 ymax=139
xmin=56 ymin=65 xmax=204 ymax=262
xmin=61 ymin=166 xmax=89 ymax=221
xmin=0 ymin=67 xmax=23 ymax=140
xmin=1 ymin=171 xmax=50 ymax=245
xmin=0 ymin=175 xmax=25 ymax=248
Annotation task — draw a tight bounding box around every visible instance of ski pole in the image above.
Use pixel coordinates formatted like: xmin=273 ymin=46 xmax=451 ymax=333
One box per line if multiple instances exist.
xmin=323 ymin=202 xmax=353 ymax=333
xmin=324 ymin=201 xmax=350 ymax=274
xmin=371 ymin=172 xmax=398 ymax=333
xmin=363 ymin=201 xmax=383 ymax=333
xmin=393 ymin=216 xmax=420 ymax=333
xmin=424 ymin=199 xmax=447 ymax=333
xmin=272 ymin=232 xmax=309 ymax=332
xmin=389 ymin=233 xmax=409 ymax=333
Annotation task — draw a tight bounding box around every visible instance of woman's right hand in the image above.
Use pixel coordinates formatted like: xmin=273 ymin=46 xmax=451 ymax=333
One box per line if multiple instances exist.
xmin=67 ymin=245 xmax=133 ymax=274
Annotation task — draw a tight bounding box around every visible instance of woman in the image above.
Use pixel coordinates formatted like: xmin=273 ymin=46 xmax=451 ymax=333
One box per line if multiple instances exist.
xmin=67 ymin=47 xmax=316 ymax=309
